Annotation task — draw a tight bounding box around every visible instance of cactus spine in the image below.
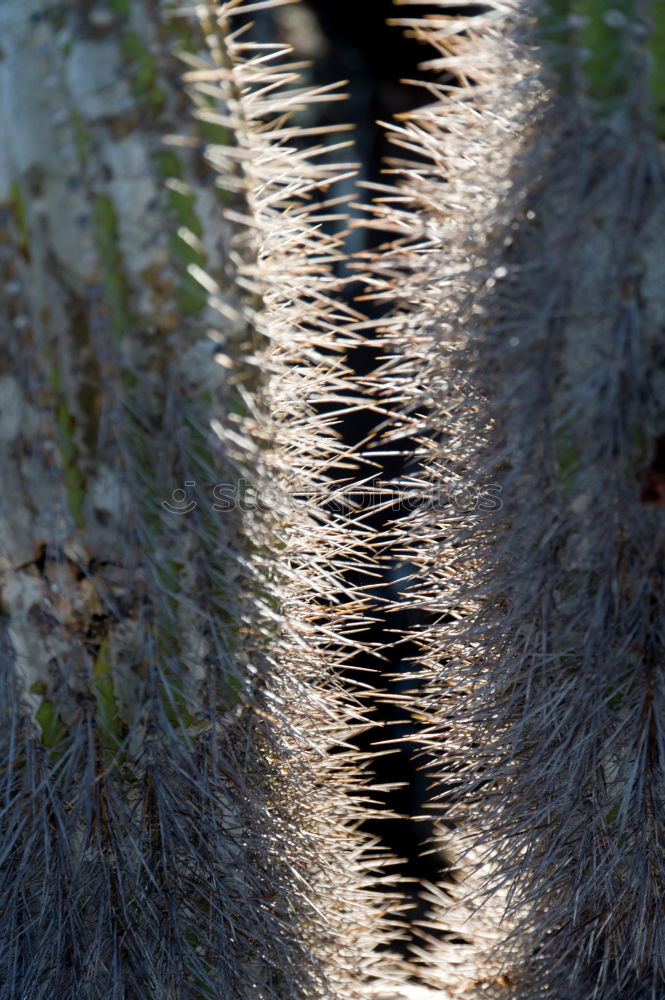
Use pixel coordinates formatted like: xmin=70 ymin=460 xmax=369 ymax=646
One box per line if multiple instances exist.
xmin=371 ymin=1 xmax=665 ymax=997
xmin=0 ymin=2 xmax=403 ymax=997
xmin=5 ymin=0 xmax=665 ymax=996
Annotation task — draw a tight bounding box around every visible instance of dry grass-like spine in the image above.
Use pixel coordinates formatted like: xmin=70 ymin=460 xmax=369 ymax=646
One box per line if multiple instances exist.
xmin=367 ymin=1 xmax=665 ymax=997
xmin=0 ymin=2 xmax=406 ymax=996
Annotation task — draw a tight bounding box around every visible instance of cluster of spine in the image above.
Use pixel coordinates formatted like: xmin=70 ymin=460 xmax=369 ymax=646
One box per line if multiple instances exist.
xmin=0 ymin=2 xmax=402 ymax=997
xmin=369 ymin=1 xmax=665 ymax=997
xmin=3 ymin=0 xmax=665 ymax=996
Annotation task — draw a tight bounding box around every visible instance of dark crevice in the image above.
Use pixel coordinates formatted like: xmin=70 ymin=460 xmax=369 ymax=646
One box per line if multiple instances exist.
xmin=304 ymin=0 xmax=450 ymax=902
xmin=239 ymin=0 xmax=463 ymax=922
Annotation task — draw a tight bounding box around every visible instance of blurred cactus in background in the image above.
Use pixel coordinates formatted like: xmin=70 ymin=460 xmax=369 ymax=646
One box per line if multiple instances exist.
xmin=368 ymin=0 xmax=665 ymax=996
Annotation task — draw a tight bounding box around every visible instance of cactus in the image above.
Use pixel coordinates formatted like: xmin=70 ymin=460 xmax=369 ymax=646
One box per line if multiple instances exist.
xmin=5 ymin=0 xmax=665 ymax=996
xmin=0 ymin=2 xmax=405 ymax=997
xmin=370 ymin=1 xmax=665 ymax=997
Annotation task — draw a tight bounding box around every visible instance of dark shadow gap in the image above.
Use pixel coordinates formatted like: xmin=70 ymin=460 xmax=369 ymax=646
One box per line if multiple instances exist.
xmin=236 ymin=0 xmax=478 ymax=929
